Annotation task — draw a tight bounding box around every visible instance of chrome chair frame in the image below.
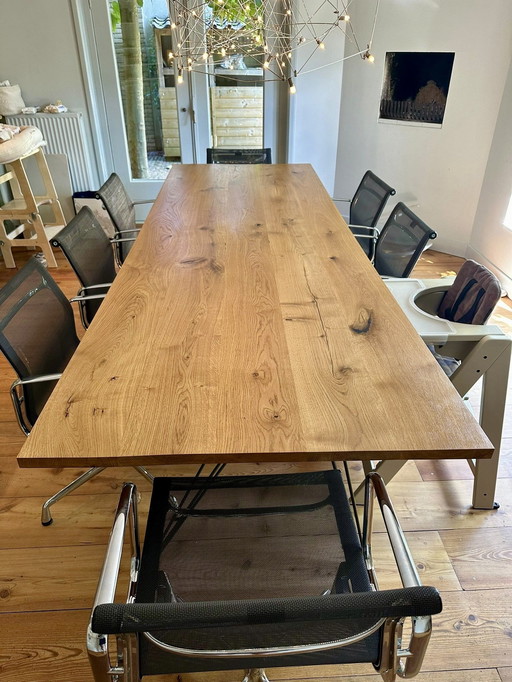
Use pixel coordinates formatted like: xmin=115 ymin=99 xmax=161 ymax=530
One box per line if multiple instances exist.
xmin=87 ymin=472 xmax=436 ymax=682
xmin=69 ymin=283 xmax=112 ymax=329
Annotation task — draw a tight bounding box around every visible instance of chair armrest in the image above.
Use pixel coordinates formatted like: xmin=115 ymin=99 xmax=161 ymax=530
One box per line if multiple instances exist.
xmin=363 ymin=472 xmax=420 ymax=587
xmin=363 ymin=472 xmax=436 ymax=678
xmin=92 ymin=586 xmax=441 ymax=635
xmin=70 ymin=293 xmax=110 ymax=302
xmin=114 ymin=228 xmax=141 ymax=235
xmin=11 ymin=373 xmax=63 ymax=387
xmin=349 ymin=225 xmax=380 ymax=239
xmin=110 ymin=232 xmax=138 ymax=244
xmin=70 ymin=283 xmax=112 ymax=303
xmin=81 ymin=283 xmax=113 ymax=290
xmin=10 ymin=373 xmax=63 ymax=435
xmin=87 ymin=484 xmax=140 ymax=673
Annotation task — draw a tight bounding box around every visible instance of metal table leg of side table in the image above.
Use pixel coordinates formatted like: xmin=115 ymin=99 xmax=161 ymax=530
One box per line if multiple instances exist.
xmin=450 ymin=335 xmax=511 ymax=509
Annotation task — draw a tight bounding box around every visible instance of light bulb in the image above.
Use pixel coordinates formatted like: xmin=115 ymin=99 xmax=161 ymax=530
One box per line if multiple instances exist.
xmin=203 ymin=52 xmax=208 ymax=61
xmin=316 ymin=40 xmax=325 ymax=49
xmin=177 ymin=69 xmax=183 ymax=84
xmin=286 ymin=8 xmax=291 ymax=14
xmin=288 ymin=77 xmax=296 ymax=94
xmin=263 ymin=60 xmax=270 ymax=69
xmin=341 ymin=14 xmax=350 ymax=21
xmin=167 ymin=51 xmax=174 ymax=60
xmin=221 ymin=47 xmax=226 ymax=56
xmin=367 ymin=52 xmax=375 ymax=63
xmin=171 ymin=22 xmax=176 ymax=29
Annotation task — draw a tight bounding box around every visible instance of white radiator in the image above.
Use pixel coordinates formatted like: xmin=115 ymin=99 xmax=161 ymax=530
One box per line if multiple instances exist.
xmin=5 ymin=112 xmax=95 ymax=192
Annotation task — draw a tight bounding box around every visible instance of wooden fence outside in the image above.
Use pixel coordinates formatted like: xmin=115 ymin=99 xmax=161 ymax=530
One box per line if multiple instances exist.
xmin=380 ymin=99 xmax=445 ymax=124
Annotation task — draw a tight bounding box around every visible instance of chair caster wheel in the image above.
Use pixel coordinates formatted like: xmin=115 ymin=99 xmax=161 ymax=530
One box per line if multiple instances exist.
xmin=493 ymin=501 xmax=500 ymax=510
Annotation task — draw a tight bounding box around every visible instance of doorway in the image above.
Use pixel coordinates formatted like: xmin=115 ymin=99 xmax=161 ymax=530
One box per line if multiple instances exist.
xmin=72 ymin=0 xmax=286 ymax=206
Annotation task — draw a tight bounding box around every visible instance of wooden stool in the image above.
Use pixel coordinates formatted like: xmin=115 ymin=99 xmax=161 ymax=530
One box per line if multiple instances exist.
xmin=0 ymin=146 xmax=66 ymax=268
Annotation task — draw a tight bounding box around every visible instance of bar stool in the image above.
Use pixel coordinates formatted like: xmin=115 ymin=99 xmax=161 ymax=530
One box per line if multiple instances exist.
xmin=0 ymin=146 xmax=65 ymax=267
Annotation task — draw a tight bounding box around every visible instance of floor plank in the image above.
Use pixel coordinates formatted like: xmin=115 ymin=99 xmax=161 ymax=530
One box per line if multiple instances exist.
xmin=423 ymin=589 xmax=512 ymax=671
xmin=0 ymin=610 xmax=92 ymax=682
xmin=374 ymin=478 xmax=512 ymax=532
xmin=439 ymin=527 xmax=512 ymax=590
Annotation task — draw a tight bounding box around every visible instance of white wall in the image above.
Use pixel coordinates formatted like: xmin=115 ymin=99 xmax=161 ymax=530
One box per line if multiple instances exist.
xmin=468 ymin=56 xmax=512 ymax=288
xmin=287 ymin=0 xmax=345 ymax=194
xmin=0 ymin=0 xmax=100 ymax=188
xmin=333 ymin=0 xmax=512 ymax=257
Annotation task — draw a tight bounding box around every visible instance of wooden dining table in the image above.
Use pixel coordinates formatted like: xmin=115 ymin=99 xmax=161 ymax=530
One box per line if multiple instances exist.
xmin=17 ymin=164 xmax=492 ymax=474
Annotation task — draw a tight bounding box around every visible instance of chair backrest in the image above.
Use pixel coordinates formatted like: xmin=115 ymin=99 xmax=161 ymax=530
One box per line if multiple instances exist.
xmin=350 ymin=170 xmax=396 ymax=228
xmin=206 ymin=148 xmax=272 ymax=164
xmin=374 ymin=202 xmax=437 ymax=278
xmin=96 ymin=173 xmax=136 ymax=263
xmin=438 ymin=260 xmax=501 ymax=325
xmin=53 ymin=206 xmax=117 ymax=326
xmin=0 ymin=257 xmax=79 ymax=428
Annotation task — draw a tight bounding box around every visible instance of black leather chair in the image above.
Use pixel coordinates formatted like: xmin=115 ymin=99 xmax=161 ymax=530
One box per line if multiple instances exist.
xmin=344 ymin=170 xmax=396 ymax=259
xmin=96 ymin=173 xmax=152 ymax=264
xmin=0 ymin=257 xmax=153 ymax=525
xmin=88 ymin=467 xmax=442 ymax=682
xmin=373 ymin=203 xmax=437 ymax=277
xmin=52 ymin=206 xmax=118 ymax=328
xmin=353 ymin=202 xmax=437 ymax=278
xmin=206 ymin=148 xmax=272 ymax=164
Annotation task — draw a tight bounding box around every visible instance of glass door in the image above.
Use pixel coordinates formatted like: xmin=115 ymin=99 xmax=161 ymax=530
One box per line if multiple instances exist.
xmin=73 ymin=0 xmax=285 ymax=198
xmin=78 ymin=0 xmax=196 ymax=206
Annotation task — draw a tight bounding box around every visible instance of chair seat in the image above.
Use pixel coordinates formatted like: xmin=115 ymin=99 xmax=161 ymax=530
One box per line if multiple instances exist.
xmin=91 ymin=471 xmax=441 ymax=679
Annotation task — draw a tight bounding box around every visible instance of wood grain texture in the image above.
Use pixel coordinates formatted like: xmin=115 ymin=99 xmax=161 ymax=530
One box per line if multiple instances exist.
xmin=440 ymin=527 xmax=512 ymax=589
xmin=17 ymin=165 xmax=492 ymax=468
xmin=423 ymin=589 xmax=512 ymax=671
xmin=371 ymin=478 xmax=512 ymax=532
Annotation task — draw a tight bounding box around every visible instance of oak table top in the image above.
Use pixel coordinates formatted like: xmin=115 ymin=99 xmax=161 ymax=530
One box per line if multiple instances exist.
xmin=18 ymin=164 xmax=493 ymax=468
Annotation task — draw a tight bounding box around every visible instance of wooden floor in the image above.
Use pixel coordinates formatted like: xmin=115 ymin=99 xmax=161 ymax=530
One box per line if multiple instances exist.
xmin=1 ymin=247 xmax=512 ymax=682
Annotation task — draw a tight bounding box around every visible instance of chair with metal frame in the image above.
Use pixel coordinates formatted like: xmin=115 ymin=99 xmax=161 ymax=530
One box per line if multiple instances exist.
xmin=0 ymin=257 xmax=153 ymax=526
xmin=354 ymin=202 xmax=437 ymax=278
xmin=338 ymin=170 xmax=396 ymax=259
xmin=96 ymin=173 xmax=153 ymax=265
xmin=52 ymin=206 xmax=118 ymax=328
xmin=87 ymin=467 xmax=442 ymax=682
xmin=206 ymin=148 xmax=272 ymax=164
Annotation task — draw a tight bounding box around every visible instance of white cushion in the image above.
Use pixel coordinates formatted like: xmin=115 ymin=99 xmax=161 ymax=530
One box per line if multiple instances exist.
xmin=0 ymin=126 xmax=44 ymax=164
